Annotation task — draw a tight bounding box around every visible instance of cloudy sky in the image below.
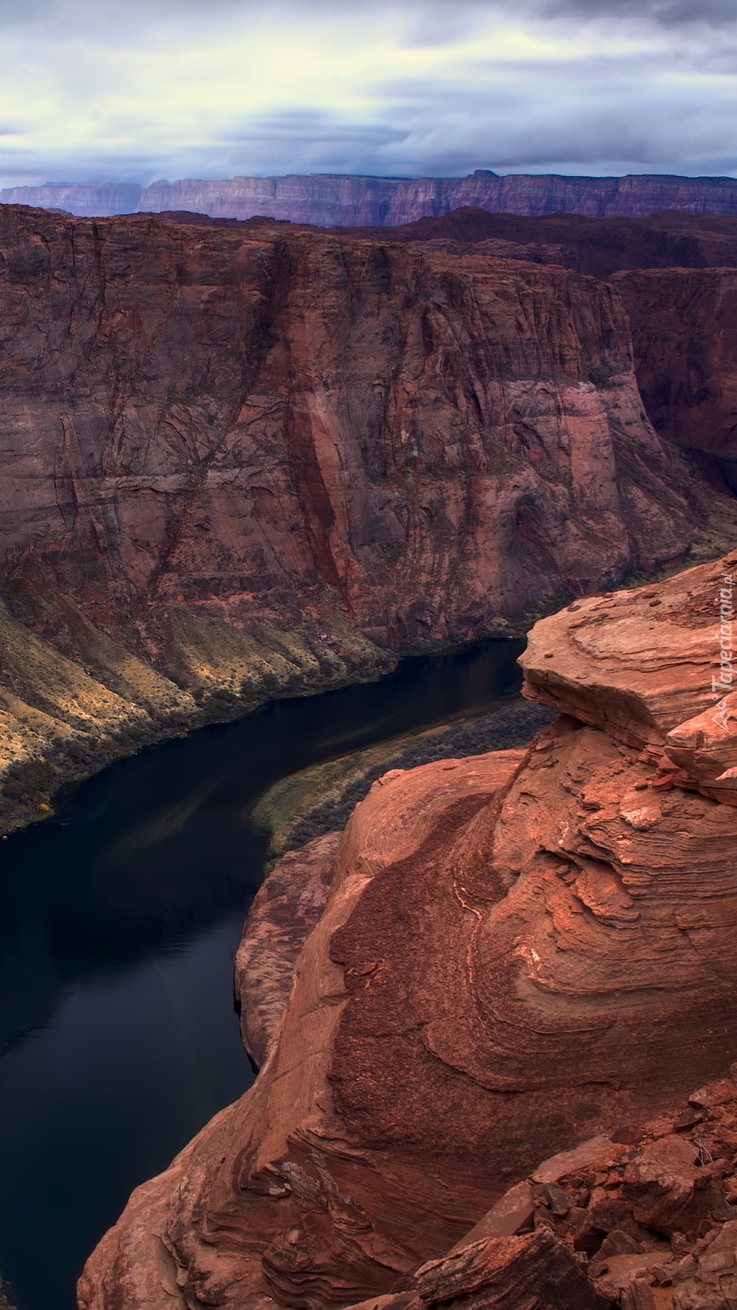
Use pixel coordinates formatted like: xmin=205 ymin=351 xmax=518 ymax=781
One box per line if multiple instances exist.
xmin=0 ymin=0 xmax=735 ymax=187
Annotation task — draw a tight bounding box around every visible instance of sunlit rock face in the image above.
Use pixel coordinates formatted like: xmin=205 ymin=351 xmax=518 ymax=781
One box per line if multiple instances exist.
xmin=79 ymin=552 xmax=737 ymax=1310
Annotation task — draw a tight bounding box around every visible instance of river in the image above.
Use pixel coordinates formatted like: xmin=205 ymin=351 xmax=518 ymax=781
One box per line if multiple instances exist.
xmin=0 ymin=638 xmax=526 ymax=1310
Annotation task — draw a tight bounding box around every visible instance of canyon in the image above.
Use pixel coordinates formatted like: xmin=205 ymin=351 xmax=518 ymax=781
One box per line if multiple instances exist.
xmin=3 ymin=202 xmax=735 ymax=832
xmin=0 ymin=194 xmax=736 ymax=1309
xmin=79 ymin=548 xmax=737 ymax=1310
xmin=5 ymin=171 xmax=737 ymax=224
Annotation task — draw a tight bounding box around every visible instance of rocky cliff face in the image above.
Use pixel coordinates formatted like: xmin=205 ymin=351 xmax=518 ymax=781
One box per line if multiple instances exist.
xmin=0 ymin=205 xmax=696 ymax=632
xmin=78 ymin=550 xmax=737 ymax=1310
xmin=614 ymin=268 xmax=737 ymax=460
xmin=3 ymin=202 xmax=726 ymax=829
xmin=356 ymin=207 xmax=737 ymax=464
xmin=5 ymin=171 xmax=737 ymax=224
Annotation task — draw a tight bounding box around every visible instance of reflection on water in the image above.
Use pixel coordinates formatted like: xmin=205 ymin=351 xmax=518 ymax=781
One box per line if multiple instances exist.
xmin=0 ymin=920 xmax=248 ymax=1310
xmin=0 ymin=638 xmax=524 ymax=1310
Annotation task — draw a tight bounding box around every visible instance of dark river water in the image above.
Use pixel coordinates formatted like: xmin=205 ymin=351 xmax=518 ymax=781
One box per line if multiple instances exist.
xmin=0 ymin=638 xmax=525 ymax=1310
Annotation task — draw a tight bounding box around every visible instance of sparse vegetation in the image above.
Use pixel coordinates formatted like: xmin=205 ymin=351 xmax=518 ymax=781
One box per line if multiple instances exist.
xmin=250 ymin=699 xmax=555 ymax=858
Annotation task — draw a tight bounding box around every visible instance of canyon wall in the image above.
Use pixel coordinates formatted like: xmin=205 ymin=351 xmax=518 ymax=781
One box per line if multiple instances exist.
xmin=4 ymin=170 xmax=737 ymax=224
xmin=79 ymin=550 xmax=737 ymax=1310
xmin=2 ymin=202 xmax=728 ymax=828
xmin=359 ymin=207 xmax=737 ymax=463
xmin=0 ymin=205 xmax=698 ymax=635
xmin=615 ymin=267 xmax=737 ymax=460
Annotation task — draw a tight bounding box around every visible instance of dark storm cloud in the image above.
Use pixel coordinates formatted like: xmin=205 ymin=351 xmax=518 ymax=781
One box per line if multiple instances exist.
xmin=535 ymin=0 xmax=737 ymax=27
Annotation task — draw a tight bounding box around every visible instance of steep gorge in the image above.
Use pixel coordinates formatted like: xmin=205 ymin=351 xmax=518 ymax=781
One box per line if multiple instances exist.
xmin=1 ymin=203 xmax=728 ymax=831
xmin=1 ymin=195 xmax=737 ymax=1310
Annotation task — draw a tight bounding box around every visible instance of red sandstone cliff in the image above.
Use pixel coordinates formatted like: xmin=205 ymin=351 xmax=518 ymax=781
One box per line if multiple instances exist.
xmin=2 ymin=200 xmax=736 ymax=830
xmin=5 ymin=171 xmax=737 ymax=224
xmin=614 ymin=268 xmax=737 ymax=461
xmin=0 ymin=195 xmax=733 ymax=1304
xmin=349 ymin=208 xmax=737 ymax=462
xmin=0 ymin=204 xmax=714 ymax=640
xmin=78 ymin=550 xmax=737 ymax=1310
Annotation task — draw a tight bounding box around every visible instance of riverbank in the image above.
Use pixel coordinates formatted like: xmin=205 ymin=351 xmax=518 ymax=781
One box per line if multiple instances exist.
xmin=0 ymin=635 xmax=534 ymax=1310
xmin=0 ymin=598 xmax=396 ymax=837
xmin=1 ymin=527 xmax=734 ymax=841
xmin=248 ymin=698 xmax=555 ymax=858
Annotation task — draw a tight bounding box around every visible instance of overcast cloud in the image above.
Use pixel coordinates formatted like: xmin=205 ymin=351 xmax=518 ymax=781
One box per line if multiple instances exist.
xmin=0 ymin=0 xmax=734 ymax=186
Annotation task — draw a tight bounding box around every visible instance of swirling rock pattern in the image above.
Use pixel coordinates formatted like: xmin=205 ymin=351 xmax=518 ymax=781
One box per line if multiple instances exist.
xmin=521 ymin=550 xmax=737 ymax=800
xmin=81 ymin=555 xmax=737 ymax=1310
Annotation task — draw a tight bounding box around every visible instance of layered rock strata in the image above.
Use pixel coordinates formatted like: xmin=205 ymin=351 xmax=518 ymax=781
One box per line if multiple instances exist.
xmin=80 ymin=551 xmax=737 ymax=1310
xmin=344 ymin=207 xmax=737 ymax=465
xmin=520 ymin=551 xmax=737 ymax=801
xmin=338 ymin=208 xmax=737 ymax=464
xmin=446 ymin=1079 xmax=737 ymax=1310
xmin=0 ymin=204 xmax=698 ymax=632
xmin=5 ymin=171 xmax=737 ymax=223
xmin=3 ymin=201 xmax=727 ymax=826
xmin=234 ymin=831 xmax=342 ymax=1066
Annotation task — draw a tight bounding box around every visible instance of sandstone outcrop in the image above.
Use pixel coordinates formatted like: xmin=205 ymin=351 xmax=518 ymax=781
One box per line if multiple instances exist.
xmin=234 ymin=832 xmax=341 ymax=1066
xmin=80 ymin=552 xmax=737 ymax=1310
xmin=520 ymin=550 xmax=737 ymax=801
xmin=6 ymin=171 xmax=737 ymax=224
xmin=445 ymin=1079 xmax=737 ymax=1310
xmin=3 ymin=201 xmax=727 ymax=827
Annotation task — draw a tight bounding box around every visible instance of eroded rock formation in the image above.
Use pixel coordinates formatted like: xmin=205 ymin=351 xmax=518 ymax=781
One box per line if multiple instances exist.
xmin=3 ymin=201 xmax=728 ymax=828
xmin=0 ymin=204 xmax=698 ymax=632
xmin=347 ymin=208 xmax=737 ymax=465
xmin=520 ymin=551 xmax=737 ymax=801
xmin=79 ymin=551 xmax=737 ymax=1310
xmin=235 ymin=831 xmax=341 ymax=1066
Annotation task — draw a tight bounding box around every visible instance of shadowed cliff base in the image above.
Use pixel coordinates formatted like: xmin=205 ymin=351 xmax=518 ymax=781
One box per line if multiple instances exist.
xmin=1 ymin=202 xmax=736 ymax=830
